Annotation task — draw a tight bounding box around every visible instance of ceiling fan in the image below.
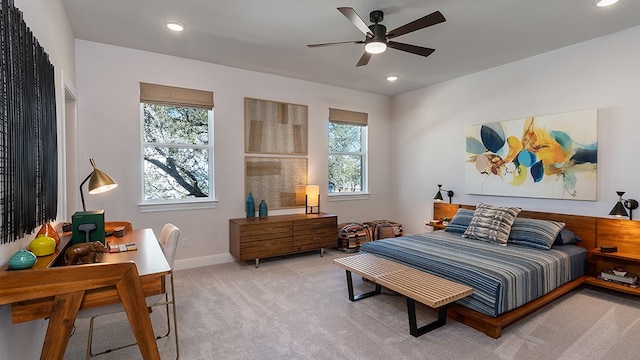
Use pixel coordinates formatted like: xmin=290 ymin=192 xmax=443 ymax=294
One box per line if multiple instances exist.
xmin=307 ymin=7 xmax=446 ymax=67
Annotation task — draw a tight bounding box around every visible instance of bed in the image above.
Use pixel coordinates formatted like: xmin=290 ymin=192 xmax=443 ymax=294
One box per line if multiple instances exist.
xmin=359 ymin=203 xmax=597 ymax=338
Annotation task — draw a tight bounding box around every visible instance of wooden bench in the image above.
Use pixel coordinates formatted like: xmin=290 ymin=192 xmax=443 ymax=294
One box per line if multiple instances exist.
xmin=334 ymin=254 xmax=473 ymax=337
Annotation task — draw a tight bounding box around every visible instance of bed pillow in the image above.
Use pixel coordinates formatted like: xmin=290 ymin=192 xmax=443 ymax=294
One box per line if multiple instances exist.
xmin=462 ymin=203 xmax=521 ymax=246
xmin=553 ymin=228 xmax=582 ymax=245
xmin=508 ymin=218 xmax=565 ymax=250
xmin=444 ymin=208 xmax=475 ymax=234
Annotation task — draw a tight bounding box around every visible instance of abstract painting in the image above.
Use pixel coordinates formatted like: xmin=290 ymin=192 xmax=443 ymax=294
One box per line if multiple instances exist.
xmin=245 ymin=97 xmax=308 ymax=155
xmin=465 ymin=109 xmax=597 ymax=200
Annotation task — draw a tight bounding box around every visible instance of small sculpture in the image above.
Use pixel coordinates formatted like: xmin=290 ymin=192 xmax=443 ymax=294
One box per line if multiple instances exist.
xmin=64 ymin=241 xmax=110 ymax=265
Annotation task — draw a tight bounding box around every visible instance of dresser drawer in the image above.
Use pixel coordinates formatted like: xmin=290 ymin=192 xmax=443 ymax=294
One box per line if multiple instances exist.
xmin=240 ymin=236 xmax=293 ymax=260
xmin=238 ymin=222 xmax=293 ymax=242
xmin=293 ymin=217 xmax=336 ymax=233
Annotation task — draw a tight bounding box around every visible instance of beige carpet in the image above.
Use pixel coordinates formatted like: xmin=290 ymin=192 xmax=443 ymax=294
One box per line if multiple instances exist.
xmin=64 ymin=249 xmax=640 ymax=360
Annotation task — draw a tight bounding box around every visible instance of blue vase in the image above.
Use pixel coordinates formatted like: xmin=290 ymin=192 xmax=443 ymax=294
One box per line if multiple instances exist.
xmin=259 ymin=200 xmax=268 ymax=218
xmin=246 ymin=193 xmax=255 ymax=218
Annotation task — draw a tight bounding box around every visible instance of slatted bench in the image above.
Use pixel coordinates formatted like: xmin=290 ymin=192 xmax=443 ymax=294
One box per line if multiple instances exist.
xmin=334 ymin=254 xmax=473 ymax=337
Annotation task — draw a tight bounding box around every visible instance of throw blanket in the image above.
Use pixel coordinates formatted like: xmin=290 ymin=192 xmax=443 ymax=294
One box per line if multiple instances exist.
xmin=360 ymin=231 xmax=586 ymax=317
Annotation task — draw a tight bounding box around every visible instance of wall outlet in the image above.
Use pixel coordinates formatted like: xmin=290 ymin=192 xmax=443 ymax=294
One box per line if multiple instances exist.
xmin=182 ymin=237 xmax=189 ymax=247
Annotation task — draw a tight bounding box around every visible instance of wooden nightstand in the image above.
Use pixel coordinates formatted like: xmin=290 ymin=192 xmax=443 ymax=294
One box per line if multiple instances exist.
xmin=585 ymin=249 xmax=640 ymax=296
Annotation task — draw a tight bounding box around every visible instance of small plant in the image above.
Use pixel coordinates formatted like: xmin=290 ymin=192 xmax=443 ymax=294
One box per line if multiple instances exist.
xmin=442 ymin=217 xmax=451 ymax=223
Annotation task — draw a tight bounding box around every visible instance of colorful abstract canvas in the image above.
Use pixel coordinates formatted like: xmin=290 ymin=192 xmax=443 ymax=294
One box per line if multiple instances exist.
xmin=465 ymin=109 xmax=597 ymax=200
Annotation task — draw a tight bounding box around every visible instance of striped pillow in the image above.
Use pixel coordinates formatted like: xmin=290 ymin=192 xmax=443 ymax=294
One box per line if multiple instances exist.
xmin=462 ymin=203 xmax=521 ymax=246
xmin=508 ymin=218 xmax=565 ymax=250
xmin=444 ymin=208 xmax=475 ymax=234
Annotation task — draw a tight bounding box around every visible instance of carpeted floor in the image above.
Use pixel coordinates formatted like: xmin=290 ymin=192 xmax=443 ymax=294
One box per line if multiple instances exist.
xmin=64 ymin=249 xmax=640 ymax=360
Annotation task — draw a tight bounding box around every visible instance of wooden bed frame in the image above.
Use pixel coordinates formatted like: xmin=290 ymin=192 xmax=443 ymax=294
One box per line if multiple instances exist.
xmin=431 ymin=202 xmax=638 ymax=338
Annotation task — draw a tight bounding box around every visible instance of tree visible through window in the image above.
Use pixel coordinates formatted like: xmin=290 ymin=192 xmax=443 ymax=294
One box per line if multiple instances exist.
xmin=328 ymin=122 xmax=367 ymax=193
xmin=142 ymin=103 xmax=213 ymax=201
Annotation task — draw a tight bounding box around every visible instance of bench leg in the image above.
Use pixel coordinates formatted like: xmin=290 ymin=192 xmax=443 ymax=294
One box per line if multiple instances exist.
xmin=406 ymin=298 xmax=448 ymax=337
xmin=345 ymin=270 xmax=381 ymax=301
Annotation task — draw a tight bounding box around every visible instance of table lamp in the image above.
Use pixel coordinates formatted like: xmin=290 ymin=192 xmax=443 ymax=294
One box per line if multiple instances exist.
xmin=306 ymin=185 xmax=320 ymax=214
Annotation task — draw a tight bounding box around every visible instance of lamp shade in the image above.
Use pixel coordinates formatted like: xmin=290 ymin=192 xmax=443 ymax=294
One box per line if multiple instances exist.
xmin=306 ymin=185 xmax=319 ymax=207
xmin=80 ymin=158 xmax=117 ymax=211
xmin=609 ymin=201 xmax=628 ymax=217
xmin=434 ymin=184 xmax=444 ymax=201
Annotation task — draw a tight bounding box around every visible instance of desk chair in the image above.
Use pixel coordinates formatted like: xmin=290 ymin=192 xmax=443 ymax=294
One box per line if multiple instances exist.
xmin=81 ymin=223 xmax=181 ymax=359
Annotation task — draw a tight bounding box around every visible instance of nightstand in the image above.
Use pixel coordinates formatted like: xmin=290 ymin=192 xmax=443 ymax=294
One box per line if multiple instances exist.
xmin=585 ymin=248 xmax=640 ymax=296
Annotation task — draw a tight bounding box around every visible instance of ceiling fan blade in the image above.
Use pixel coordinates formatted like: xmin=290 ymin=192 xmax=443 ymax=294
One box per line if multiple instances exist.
xmin=338 ymin=7 xmax=373 ymax=36
xmin=388 ymin=41 xmax=435 ymax=57
xmin=356 ymin=52 xmax=372 ymax=67
xmin=387 ymin=11 xmax=446 ymax=39
xmin=307 ymin=40 xmax=364 ymax=48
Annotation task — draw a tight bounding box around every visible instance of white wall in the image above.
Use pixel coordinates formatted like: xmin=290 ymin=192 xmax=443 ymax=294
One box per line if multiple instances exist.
xmin=74 ymin=40 xmax=394 ymax=269
xmin=0 ymin=1 xmax=76 ymax=359
xmin=391 ymin=26 xmax=640 ymax=235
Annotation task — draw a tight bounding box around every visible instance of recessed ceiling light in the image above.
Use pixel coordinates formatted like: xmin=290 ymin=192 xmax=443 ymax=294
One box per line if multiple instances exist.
xmin=386 ymin=75 xmax=398 ymax=82
xmin=594 ymin=0 xmax=619 ymax=7
xmin=165 ymin=21 xmax=185 ymax=32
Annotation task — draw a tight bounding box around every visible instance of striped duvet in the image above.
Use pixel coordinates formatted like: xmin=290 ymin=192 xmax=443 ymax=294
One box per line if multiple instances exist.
xmin=360 ymin=231 xmax=586 ymax=317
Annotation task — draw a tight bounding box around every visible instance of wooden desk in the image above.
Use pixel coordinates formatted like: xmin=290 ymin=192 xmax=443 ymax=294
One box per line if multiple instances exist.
xmin=7 ymin=229 xmax=171 ymax=324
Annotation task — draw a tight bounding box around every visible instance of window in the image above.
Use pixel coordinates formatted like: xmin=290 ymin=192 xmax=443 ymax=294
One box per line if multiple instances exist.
xmin=140 ymin=83 xmax=214 ymax=205
xmin=328 ymin=108 xmax=368 ymax=194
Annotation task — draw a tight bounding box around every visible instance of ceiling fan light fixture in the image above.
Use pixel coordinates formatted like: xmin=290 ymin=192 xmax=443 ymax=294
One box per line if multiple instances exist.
xmin=165 ymin=21 xmax=185 ymax=32
xmin=365 ymin=41 xmax=387 ymax=54
xmin=594 ymin=0 xmax=619 ymax=7
xmin=386 ymin=75 xmax=398 ymax=81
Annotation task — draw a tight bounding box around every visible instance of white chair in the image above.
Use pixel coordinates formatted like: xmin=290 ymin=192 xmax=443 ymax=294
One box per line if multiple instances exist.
xmin=81 ymin=223 xmax=181 ymax=359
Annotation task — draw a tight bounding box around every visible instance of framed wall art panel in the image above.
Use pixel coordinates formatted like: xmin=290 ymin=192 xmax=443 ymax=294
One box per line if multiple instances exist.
xmin=245 ymin=157 xmax=308 ymax=209
xmin=465 ymin=109 xmax=598 ymax=200
xmin=245 ymin=97 xmax=308 ymax=155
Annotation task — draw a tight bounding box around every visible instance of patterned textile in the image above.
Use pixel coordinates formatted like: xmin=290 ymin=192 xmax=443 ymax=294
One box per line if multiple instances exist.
xmin=360 ymin=231 xmax=586 ymax=317
xmin=508 ymin=218 xmax=565 ymax=250
xmin=444 ymin=208 xmax=475 ymax=234
xmin=463 ymin=203 xmax=521 ymax=245
xmin=337 ymin=223 xmax=369 ymax=252
xmin=363 ymin=220 xmax=404 ymax=240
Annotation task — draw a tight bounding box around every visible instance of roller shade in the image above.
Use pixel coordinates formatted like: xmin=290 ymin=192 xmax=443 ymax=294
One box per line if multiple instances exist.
xmin=140 ymin=82 xmax=214 ymax=109
xmin=329 ymin=108 xmax=368 ymax=126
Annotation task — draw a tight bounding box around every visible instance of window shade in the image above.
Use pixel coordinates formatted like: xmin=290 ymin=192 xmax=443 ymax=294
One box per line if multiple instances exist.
xmin=140 ymin=82 xmax=214 ymax=109
xmin=329 ymin=108 xmax=368 ymax=126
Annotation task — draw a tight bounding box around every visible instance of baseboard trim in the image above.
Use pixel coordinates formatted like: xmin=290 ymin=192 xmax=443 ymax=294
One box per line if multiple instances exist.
xmin=174 ymin=253 xmax=235 ymax=270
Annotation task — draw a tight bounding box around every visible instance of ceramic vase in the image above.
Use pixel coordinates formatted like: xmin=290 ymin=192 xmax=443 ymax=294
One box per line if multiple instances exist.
xmin=259 ymin=200 xmax=268 ymax=218
xmin=37 ymin=222 xmax=60 ymax=246
xmin=246 ymin=192 xmax=255 ymax=218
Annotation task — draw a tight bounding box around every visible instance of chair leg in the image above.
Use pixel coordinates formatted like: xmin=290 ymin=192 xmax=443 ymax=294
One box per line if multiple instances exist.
xmin=86 ymin=272 xmax=179 ymax=359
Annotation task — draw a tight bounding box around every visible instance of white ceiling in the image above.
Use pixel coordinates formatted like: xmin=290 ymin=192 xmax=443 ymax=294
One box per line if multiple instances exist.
xmin=60 ymin=0 xmax=640 ymax=96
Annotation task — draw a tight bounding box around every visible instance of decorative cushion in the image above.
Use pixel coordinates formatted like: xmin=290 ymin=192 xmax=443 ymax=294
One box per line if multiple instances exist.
xmin=462 ymin=203 xmax=521 ymax=246
xmin=444 ymin=208 xmax=475 ymax=234
xmin=508 ymin=218 xmax=565 ymax=250
xmin=553 ymin=228 xmax=582 ymax=245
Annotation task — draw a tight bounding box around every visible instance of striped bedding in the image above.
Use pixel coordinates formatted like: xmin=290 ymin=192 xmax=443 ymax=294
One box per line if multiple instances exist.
xmin=359 ymin=231 xmax=586 ymax=317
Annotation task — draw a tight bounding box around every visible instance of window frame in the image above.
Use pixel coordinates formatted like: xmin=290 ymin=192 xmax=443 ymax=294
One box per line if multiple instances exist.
xmin=138 ymin=103 xmax=217 ymax=212
xmin=328 ymin=121 xmax=369 ymax=199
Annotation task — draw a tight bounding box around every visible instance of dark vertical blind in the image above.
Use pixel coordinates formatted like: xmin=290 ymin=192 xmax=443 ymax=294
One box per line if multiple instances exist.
xmin=0 ymin=0 xmax=57 ymax=244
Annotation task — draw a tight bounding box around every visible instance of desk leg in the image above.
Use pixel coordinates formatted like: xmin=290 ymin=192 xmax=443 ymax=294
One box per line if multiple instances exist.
xmin=41 ymin=291 xmax=84 ymax=360
xmin=345 ymin=270 xmax=381 ymax=301
xmin=406 ymin=298 xmax=448 ymax=337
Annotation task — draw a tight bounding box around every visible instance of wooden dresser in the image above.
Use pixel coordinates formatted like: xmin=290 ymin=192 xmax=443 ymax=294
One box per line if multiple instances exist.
xmin=229 ymin=213 xmax=337 ymax=267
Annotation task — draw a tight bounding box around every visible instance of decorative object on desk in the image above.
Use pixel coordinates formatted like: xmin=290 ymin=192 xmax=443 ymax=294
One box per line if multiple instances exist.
xmin=465 ymin=109 xmax=597 ymax=200
xmin=608 ymin=191 xmax=638 ymax=220
xmin=72 ymin=210 xmax=106 ymax=244
xmin=113 ymin=226 xmax=126 ymax=237
xmin=36 ymin=222 xmax=60 ymax=246
xmin=7 ymin=249 xmax=37 ymax=270
xmin=64 ymin=241 xmax=110 ymax=265
xmin=433 ymin=184 xmax=454 ymax=203
xmin=600 ymin=245 xmax=618 ymax=253
xmin=246 ymin=192 xmax=255 ymax=218
xmin=305 ymin=185 xmax=320 ymax=214
xmin=259 ymin=200 xmax=268 ymax=218
xmin=79 ymin=158 xmax=118 ymax=211
xmin=29 ymin=236 xmax=56 ymax=256
xmin=61 ymin=222 xmax=73 ymax=232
